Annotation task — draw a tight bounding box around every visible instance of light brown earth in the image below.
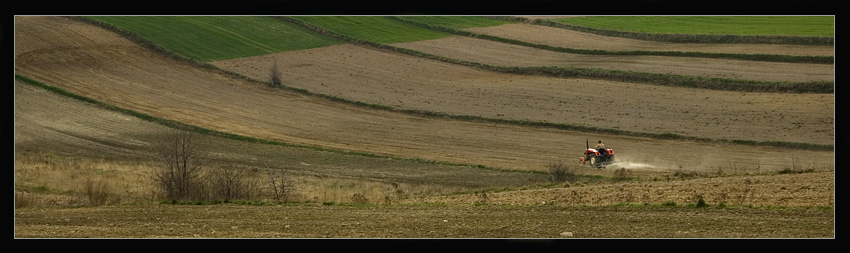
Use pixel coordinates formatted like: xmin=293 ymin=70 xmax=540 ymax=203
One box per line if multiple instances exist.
xmin=14 ymin=77 xmax=835 ymax=238
xmin=466 ymin=23 xmax=835 ymax=57
xmin=14 ymin=204 xmax=835 ymax=238
xmin=15 ymin=16 xmax=834 ymax=176
xmin=393 ymin=36 xmax=833 ymax=83
xmin=14 ymin=16 xmax=835 ymax=238
xmin=213 ymin=43 xmax=834 ymax=146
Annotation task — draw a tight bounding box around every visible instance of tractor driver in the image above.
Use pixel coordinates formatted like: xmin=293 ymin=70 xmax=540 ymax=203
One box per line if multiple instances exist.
xmin=594 ymin=140 xmax=608 ymax=158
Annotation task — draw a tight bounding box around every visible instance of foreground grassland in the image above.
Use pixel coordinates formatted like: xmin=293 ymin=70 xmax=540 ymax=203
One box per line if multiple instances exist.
xmin=555 ymin=16 xmax=835 ymax=37
xmin=85 ymin=16 xmax=343 ymax=61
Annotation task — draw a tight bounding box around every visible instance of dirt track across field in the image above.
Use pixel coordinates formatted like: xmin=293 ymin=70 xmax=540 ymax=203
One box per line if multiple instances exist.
xmin=14 ymin=16 xmax=834 ymax=176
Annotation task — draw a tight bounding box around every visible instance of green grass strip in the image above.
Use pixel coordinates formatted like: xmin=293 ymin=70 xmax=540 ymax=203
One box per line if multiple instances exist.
xmin=288 ymin=16 xmax=452 ymax=44
xmin=519 ymin=17 xmax=834 ymax=45
xmin=553 ymin=16 xmax=834 ymax=37
xmin=84 ymin=16 xmax=343 ymax=62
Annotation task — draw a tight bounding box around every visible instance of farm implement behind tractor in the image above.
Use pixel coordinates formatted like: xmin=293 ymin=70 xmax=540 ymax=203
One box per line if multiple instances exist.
xmin=579 ymin=139 xmax=615 ymax=168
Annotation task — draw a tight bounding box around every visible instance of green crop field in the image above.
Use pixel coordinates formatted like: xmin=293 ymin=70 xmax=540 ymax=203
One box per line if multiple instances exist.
xmin=397 ymin=16 xmax=514 ymax=29
xmin=85 ymin=16 xmax=343 ymax=62
xmin=291 ymin=16 xmax=452 ymax=44
xmin=555 ymin=16 xmax=834 ymax=37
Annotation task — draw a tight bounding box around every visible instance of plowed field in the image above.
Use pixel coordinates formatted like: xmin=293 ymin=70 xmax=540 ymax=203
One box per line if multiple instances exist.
xmin=466 ymin=23 xmax=835 ymax=57
xmin=14 ymin=16 xmax=834 ymax=238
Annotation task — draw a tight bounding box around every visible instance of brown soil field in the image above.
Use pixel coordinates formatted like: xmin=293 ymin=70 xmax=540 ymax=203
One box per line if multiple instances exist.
xmin=409 ymin=172 xmax=834 ymax=208
xmin=466 ymin=23 xmax=835 ymax=57
xmin=15 ymin=16 xmax=834 ymax=176
xmin=14 ymin=77 xmax=835 ymax=238
xmin=393 ymin=36 xmax=833 ymax=83
xmin=14 ymin=16 xmax=835 ymax=238
xmin=212 ymin=43 xmax=834 ymax=145
xmin=14 ymin=204 xmax=835 ymax=238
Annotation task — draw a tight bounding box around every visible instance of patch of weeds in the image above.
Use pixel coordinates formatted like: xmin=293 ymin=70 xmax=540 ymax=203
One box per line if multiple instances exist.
xmin=696 ymin=197 xmax=708 ymax=208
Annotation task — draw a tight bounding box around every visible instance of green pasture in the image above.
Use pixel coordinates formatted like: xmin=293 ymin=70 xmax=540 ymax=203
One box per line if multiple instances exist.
xmin=290 ymin=16 xmax=452 ymax=44
xmin=397 ymin=16 xmax=513 ymax=29
xmin=554 ymin=16 xmax=834 ymax=37
xmin=85 ymin=16 xmax=343 ymax=62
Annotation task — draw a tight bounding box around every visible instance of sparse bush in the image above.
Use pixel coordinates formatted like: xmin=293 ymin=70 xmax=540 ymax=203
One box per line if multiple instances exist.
xmin=613 ymin=168 xmax=632 ymax=182
xmin=83 ymin=178 xmax=111 ymax=206
xmin=662 ymin=201 xmax=677 ymax=207
xmin=673 ymin=169 xmax=700 ymax=179
xmin=208 ymin=165 xmax=262 ymax=201
xmin=548 ymin=161 xmax=577 ymax=183
xmin=696 ymin=197 xmax=708 ymax=208
xmin=351 ymin=193 xmax=368 ymax=204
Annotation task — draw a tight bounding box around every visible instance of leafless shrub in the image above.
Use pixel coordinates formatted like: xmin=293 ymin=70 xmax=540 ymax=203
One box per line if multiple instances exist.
xmin=548 ymin=161 xmax=577 ymax=183
xmin=265 ymin=164 xmax=297 ymax=203
xmin=269 ymin=59 xmax=282 ymax=87
xmin=673 ymin=169 xmax=700 ymax=179
xmin=208 ymin=165 xmax=262 ymax=201
xmin=613 ymin=168 xmax=632 ymax=182
xmin=83 ymin=178 xmax=111 ymax=206
xmin=351 ymin=193 xmax=368 ymax=204
xmin=152 ymin=127 xmax=209 ymax=201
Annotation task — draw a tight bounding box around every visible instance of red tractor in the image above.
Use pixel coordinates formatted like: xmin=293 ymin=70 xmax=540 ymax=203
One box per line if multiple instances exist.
xmin=579 ymin=140 xmax=615 ymax=168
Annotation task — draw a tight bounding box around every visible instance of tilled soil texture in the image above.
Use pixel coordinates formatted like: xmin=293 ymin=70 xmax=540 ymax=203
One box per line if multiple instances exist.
xmin=14 ymin=16 xmax=834 ymax=176
xmin=465 ymin=23 xmax=835 ymax=57
xmin=14 ymin=204 xmax=835 ymax=238
xmin=392 ymin=35 xmax=833 ymax=83
xmin=213 ymin=44 xmax=834 ymax=146
xmin=407 ymin=172 xmax=834 ymax=208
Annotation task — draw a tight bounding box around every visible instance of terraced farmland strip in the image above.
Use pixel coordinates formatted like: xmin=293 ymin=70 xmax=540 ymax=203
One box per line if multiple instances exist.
xmin=466 ymin=23 xmax=834 ymax=57
xmin=15 ymin=78 xmax=547 ymax=191
xmin=213 ymin=44 xmax=834 ymax=147
xmin=14 ymin=16 xmax=834 ymax=176
xmin=394 ymin=16 xmax=833 ymax=64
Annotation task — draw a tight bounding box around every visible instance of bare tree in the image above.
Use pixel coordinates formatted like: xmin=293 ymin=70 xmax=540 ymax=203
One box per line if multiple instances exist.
xmin=264 ymin=161 xmax=295 ymax=202
xmin=153 ymin=126 xmax=209 ymax=201
xmin=269 ymin=59 xmax=282 ymax=87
